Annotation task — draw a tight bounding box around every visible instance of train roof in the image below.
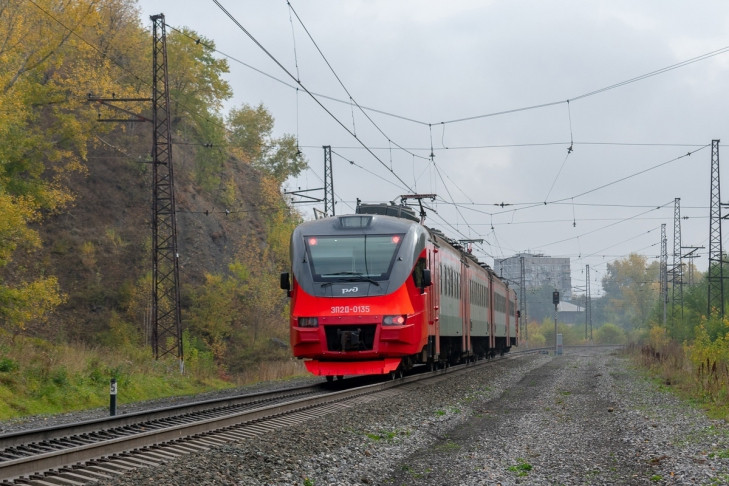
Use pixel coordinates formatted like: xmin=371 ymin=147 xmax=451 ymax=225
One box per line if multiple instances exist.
xmin=294 ymin=211 xmax=422 ymax=237
xmin=356 ymin=203 xmax=494 ymax=272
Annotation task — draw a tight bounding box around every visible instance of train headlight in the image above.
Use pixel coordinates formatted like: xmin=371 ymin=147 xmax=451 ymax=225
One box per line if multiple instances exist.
xmin=297 ymin=317 xmax=319 ymax=328
xmin=382 ymin=315 xmax=406 ymax=326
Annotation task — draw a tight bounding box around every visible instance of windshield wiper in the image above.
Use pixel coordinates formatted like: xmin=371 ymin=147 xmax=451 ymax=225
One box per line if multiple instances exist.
xmin=347 ymin=277 xmax=380 ymax=286
xmin=320 ymin=272 xmax=381 ymax=287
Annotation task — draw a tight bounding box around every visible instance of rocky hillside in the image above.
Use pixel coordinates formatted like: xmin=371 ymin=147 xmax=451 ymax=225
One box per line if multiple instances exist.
xmin=34 ymin=126 xmax=269 ymax=343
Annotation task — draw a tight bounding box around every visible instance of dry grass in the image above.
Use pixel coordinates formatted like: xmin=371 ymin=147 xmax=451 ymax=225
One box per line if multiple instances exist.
xmin=233 ymin=359 xmax=309 ymax=386
xmin=630 ymin=341 xmax=729 ymax=421
xmin=0 ymin=332 xmax=313 ymax=419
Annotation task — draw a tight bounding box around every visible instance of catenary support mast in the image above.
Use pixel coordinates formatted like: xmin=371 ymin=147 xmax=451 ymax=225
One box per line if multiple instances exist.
xmin=708 ymin=139 xmax=724 ymax=318
xmin=585 ymin=265 xmax=592 ymax=341
xmin=323 ymin=145 xmax=335 ymax=216
xmin=151 ymin=14 xmax=183 ymax=370
xmin=519 ymin=256 xmax=527 ymax=344
xmin=671 ymin=197 xmax=683 ymax=335
xmin=660 ymin=224 xmax=667 ymax=327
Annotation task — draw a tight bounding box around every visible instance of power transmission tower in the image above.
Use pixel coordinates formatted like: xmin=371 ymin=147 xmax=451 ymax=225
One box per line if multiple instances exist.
xmin=323 ymin=145 xmax=335 ymax=216
xmin=660 ymin=223 xmax=667 ymax=327
xmin=283 ymin=145 xmax=333 ymax=215
xmin=585 ymin=264 xmax=592 ymax=341
xmin=708 ymin=139 xmax=724 ymax=318
xmin=519 ymin=256 xmax=527 ymax=344
xmin=671 ymin=197 xmax=683 ymax=335
xmin=151 ymin=14 xmax=183 ymax=371
xmin=682 ymin=246 xmax=703 ymax=286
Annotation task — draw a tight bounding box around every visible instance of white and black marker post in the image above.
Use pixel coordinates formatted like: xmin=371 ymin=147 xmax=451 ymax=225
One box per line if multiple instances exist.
xmin=110 ymin=378 xmax=117 ymax=416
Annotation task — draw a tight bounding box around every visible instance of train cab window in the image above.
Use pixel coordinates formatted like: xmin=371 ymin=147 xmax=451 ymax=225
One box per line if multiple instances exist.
xmin=412 ymin=257 xmax=427 ymax=288
xmin=305 ymin=234 xmax=404 ymax=281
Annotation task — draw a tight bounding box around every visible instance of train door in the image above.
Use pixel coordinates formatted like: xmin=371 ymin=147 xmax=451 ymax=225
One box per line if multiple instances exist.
xmin=488 ymin=273 xmax=495 ymax=353
xmin=429 ymin=246 xmax=440 ymax=361
xmin=505 ymin=291 xmax=511 ymax=345
xmin=461 ymin=260 xmax=471 ymax=357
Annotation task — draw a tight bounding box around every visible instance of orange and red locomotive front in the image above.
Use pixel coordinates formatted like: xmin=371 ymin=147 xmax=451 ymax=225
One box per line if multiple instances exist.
xmin=281 ymin=211 xmax=432 ymax=377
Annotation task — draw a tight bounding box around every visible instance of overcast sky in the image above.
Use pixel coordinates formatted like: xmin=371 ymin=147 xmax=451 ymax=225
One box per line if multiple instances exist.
xmin=136 ymin=0 xmax=729 ymax=296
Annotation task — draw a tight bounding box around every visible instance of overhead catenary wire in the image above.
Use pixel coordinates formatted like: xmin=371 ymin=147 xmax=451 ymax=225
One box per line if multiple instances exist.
xmin=213 ymin=0 xmax=491 ymax=248
xmin=28 ymin=0 xmax=722 ymax=283
xmin=210 ymin=0 xmax=417 ymax=194
xmin=168 ymin=5 xmax=721 ymax=270
xmin=286 ymin=1 xmax=428 ymax=162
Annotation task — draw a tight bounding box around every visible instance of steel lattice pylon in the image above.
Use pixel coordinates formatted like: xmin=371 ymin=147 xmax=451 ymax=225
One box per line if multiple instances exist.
xmin=660 ymin=224 xmax=668 ymax=327
xmin=708 ymin=139 xmax=724 ymax=318
xmin=323 ymin=145 xmax=334 ymax=216
xmin=671 ymin=198 xmax=683 ymax=334
xmin=585 ymin=265 xmax=592 ymax=341
xmin=519 ymin=256 xmax=527 ymax=343
xmin=151 ymin=14 xmax=183 ymax=368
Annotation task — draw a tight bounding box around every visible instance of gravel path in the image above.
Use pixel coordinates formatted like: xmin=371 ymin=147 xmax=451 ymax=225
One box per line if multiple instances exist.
xmin=10 ymin=347 xmax=729 ymax=485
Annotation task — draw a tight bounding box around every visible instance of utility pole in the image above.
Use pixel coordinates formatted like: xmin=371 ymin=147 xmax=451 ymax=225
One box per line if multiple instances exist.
xmin=660 ymin=224 xmax=667 ymax=327
xmin=585 ymin=265 xmax=592 ymax=341
xmin=323 ymin=145 xmax=335 ymax=216
xmin=681 ymin=247 xmax=703 ymax=286
xmin=151 ymin=14 xmax=183 ymax=372
xmin=671 ymin=197 xmax=683 ymax=336
xmin=87 ymin=14 xmax=183 ymax=369
xmin=283 ymin=145 xmax=333 ymax=215
xmin=708 ymin=139 xmax=724 ymax=318
xmin=520 ymin=256 xmax=527 ymax=345
xmin=553 ymin=290 xmax=559 ymax=354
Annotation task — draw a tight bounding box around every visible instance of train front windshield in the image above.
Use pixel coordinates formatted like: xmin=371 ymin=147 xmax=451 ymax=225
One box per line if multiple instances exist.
xmin=305 ymin=234 xmax=404 ymax=281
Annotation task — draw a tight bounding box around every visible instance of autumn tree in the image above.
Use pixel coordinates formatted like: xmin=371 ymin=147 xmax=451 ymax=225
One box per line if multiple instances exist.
xmin=601 ymin=254 xmax=660 ymax=331
xmin=0 ymin=0 xmax=149 ymax=336
xmin=227 ymin=104 xmax=308 ymax=184
xmin=188 ymin=263 xmax=249 ymax=363
xmin=165 ymin=28 xmax=231 ymax=191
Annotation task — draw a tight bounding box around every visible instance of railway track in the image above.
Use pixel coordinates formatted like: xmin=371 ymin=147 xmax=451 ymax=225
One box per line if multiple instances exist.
xmin=0 ymin=353 xmax=526 ymax=485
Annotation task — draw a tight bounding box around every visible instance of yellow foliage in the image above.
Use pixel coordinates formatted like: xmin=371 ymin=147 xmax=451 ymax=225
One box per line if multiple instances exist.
xmin=0 ymin=194 xmax=41 ymax=267
xmin=0 ymin=277 xmax=66 ymax=334
xmin=0 ymin=0 xmax=150 ymax=336
xmin=80 ymin=241 xmax=97 ymax=269
xmin=687 ymin=319 xmax=729 ymax=371
xmin=648 ymin=325 xmax=670 ymax=350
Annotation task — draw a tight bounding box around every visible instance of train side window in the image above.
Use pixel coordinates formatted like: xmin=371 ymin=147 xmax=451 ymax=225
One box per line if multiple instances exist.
xmin=445 ymin=267 xmax=449 ymax=296
xmin=412 ymin=257 xmax=427 ymax=289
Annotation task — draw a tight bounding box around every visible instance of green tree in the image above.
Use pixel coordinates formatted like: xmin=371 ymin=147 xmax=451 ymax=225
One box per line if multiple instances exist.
xmin=594 ymin=322 xmax=626 ymax=344
xmin=227 ymin=104 xmax=308 ymax=183
xmin=166 ymin=28 xmax=232 ymax=120
xmin=601 ymin=254 xmax=659 ymax=331
xmin=188 ymin=263 xmax=249 ymax=363
xmin=0 ymin=0 xmax=146 ymax=336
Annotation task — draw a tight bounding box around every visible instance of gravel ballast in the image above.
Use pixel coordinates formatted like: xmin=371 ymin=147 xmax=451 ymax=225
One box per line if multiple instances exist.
xmin=10 ymin=347 xmax=729 ymax=485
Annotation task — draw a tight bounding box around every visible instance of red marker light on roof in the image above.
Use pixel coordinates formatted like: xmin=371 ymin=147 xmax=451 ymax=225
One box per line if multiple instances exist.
xmin=392 ymin=235 xmax=401 ymax=244
xmin=308 ymin=237 xmax=318 ymax=245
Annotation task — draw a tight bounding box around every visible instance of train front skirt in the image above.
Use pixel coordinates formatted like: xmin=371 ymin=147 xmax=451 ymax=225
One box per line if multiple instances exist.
xmin=304 ymin=358 xmax=402 ymax=376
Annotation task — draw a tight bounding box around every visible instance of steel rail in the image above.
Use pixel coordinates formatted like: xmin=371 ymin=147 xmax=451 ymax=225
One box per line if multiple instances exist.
xmin=0 ymin=372 xmax=421 ymax=482
xmin=0 ymin=383 xmax=322 ymax=449
xmin=0 ymin=345 xmax=613 ymax=484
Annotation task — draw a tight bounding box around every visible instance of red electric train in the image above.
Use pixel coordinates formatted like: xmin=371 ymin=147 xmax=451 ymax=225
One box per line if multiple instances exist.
xmin=280 ymin=202 xmax=518 ymax=379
